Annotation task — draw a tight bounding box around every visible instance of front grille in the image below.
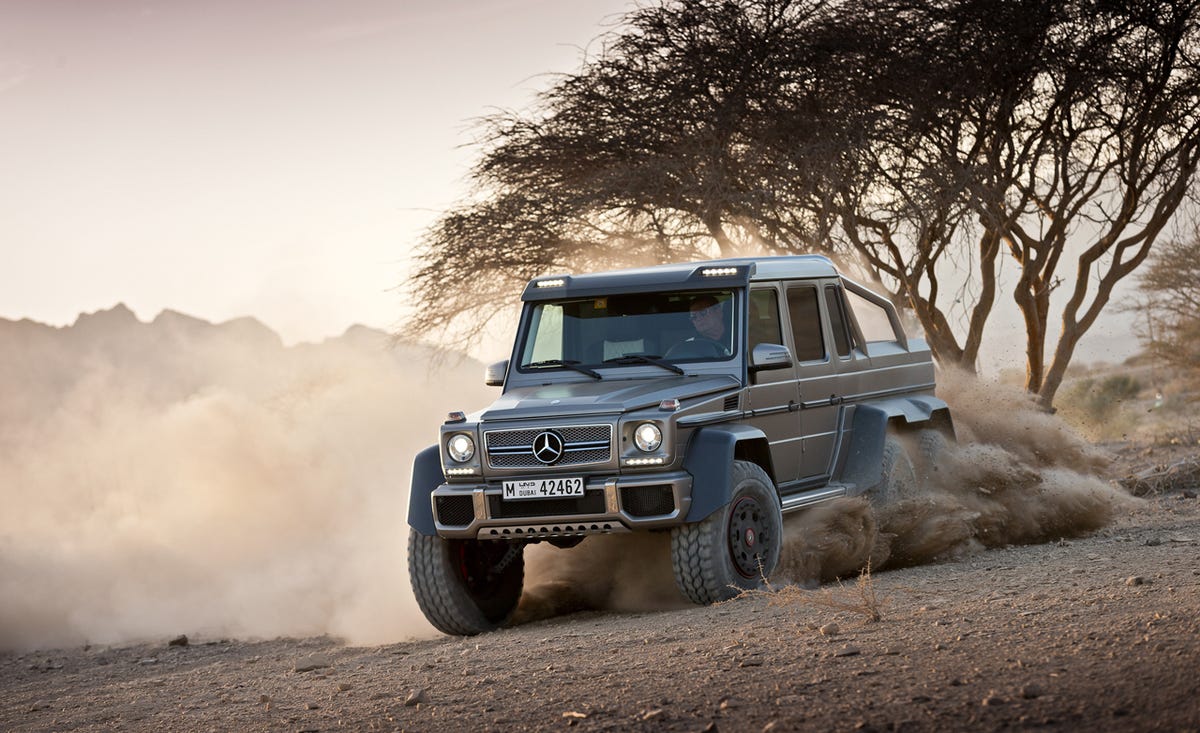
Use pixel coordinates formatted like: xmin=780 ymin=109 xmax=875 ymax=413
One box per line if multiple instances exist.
xmin=488 ymin=490 xmax=607 ymax=518
xmin=620 ymin=485 xmax=676 ymax=517
xmin=484 ymin=424 xmax=613 ymax=469
xmin=435 ymin=495 xmax=475 ymax=526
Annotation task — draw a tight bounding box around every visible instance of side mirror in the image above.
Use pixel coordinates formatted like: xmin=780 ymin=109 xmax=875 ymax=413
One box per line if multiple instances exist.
xmin=749 ymin=343 xmax=792 ymax=372
xmin=484 ymin=359 xmax=509 ymax=387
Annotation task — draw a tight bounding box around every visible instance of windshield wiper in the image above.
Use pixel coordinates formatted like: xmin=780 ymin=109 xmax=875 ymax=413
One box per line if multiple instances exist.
xmin=603 ymin=354 xmax=687 ymax=376
xmin=521 ymin=359 xmax=602 ymax=380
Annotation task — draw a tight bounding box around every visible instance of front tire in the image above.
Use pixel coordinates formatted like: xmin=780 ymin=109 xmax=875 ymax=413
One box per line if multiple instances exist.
xmin=408 ymin=530 xmax=524 ymax=636
xmin=671 ymin=460 xmax=782 ymax=604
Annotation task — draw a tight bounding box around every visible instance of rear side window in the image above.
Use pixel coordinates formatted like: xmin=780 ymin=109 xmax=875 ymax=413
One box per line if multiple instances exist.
xmin=845 ymin=288 xmax=901 ymax=344
xmin=824 ymin=285 xmax=854 ymax=357
xmin=787 ymin=285 xmax=826 ymax=362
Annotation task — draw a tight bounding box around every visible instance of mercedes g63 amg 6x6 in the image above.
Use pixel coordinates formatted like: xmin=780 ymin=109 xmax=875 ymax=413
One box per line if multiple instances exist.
xmin=408 ymin=255 xmax=952 ymax=635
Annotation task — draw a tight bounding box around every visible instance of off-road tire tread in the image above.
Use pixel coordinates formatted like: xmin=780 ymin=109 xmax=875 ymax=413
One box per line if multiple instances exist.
xmin=407 ymin=531 xmax=523 ymax=636
xmin=671 ymin=460 xmax=781 ymax=604
xmin=874 ymin=434 xmax=917 ymax=506
xmin=916 ymin=428 xmax=949 ymax=484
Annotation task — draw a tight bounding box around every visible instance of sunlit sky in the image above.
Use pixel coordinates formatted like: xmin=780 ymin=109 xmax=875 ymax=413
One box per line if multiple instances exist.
xmin=1 ymin=0 xmax=1138 ymax=369
xmin=0 ymin=0 xmax=630 ymax=352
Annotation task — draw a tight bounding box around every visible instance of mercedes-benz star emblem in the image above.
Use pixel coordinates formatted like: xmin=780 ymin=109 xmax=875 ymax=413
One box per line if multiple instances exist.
xmin=532 ymin=430 xmax=565 ymax=465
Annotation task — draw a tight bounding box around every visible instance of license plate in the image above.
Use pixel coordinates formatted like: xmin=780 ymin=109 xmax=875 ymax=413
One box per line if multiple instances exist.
xmin=502 ymin=477 xmax=585 ymax=500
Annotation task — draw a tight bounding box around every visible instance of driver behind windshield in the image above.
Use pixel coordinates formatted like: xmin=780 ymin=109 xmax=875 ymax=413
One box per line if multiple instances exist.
xmin=666 ymin=294 xmax=730 ymax=357
xmin=689 ymin=296 xmax=724 ymax=341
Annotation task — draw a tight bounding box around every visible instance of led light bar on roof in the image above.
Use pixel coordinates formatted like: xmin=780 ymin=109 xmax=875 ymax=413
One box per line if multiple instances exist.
xmin=535 ymin=278 xmax=566 ymax=288
xmin=700 ymin=267 xmax=738 ymax=277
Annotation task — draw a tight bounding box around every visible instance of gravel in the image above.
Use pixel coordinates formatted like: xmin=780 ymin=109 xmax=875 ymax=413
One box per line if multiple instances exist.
xmin=1 ymin=492 xmax=1197 ymax=732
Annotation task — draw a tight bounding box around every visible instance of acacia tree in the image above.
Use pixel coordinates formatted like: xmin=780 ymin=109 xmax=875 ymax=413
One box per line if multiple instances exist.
xmin=813 ymin=0 xmax=1062 ymax=370
xmin=1131 ymin=226 xmax=1200 ymax=372
xmin=408 ymin=0 xmax=842 ymax=346
xmin=993 ymin=1 xmax=1200 ymax=407
xmin=409 ymin=0 xmax=1200 ymax=409
xmin=822 ymin=0 xmax=1200 ymax=407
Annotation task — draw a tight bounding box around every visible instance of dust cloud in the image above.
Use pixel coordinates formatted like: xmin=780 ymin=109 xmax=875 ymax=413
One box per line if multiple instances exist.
xmin=0 ymin=308 xmax=1138 ymax=648
xmin=775 ymin=369 xmax=1134 ymax=584
xmin=516 ymin=369 xmax=1136 ymax=612
xmin=514 ymin=533 xmax=690 ymax=625
xmin=0 ymin=306 xmax=489 ymax=653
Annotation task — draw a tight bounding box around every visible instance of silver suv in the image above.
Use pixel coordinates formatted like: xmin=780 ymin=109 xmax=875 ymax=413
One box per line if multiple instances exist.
xmin=408 ymin=255 xmax=953 ymax=635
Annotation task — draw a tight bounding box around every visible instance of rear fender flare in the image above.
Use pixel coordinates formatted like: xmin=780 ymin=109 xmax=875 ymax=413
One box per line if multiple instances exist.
xmin=838 ymin=395 xmax=953 ymax=494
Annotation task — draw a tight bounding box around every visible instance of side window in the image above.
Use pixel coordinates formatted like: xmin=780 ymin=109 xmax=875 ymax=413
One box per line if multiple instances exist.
xmin=786 ymin=285 xmax=826 ymax=362
xmin=845 ymin=289 xmax=901 ymax=344
xmin=824 ymin=285 xmax=854 ymax=357
xmin=748 ymin=289 xmax=783 ymax=351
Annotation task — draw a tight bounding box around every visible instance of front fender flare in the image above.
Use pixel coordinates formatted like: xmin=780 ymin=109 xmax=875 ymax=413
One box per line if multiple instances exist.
xmin=407 ymin=445 xmax=444 ymax=536
xmin=683 ymin=424 xmax=775 ymax=522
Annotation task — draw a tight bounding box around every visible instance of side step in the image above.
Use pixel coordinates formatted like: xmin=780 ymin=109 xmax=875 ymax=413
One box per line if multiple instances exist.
xmin=779 ymin=482 xmax=854 ymax=514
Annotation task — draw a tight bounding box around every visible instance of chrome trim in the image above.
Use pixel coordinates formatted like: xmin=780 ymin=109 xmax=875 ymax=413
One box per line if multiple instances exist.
xmin=780 ymin=485 xmax=848 ymax=513
xmin=431 ymin=472 xmax=693 ymax=539
xmin=483 ymin=423 xmax=614 ymax=469
xmin=604 ymin=477 xmax=620 ymax=513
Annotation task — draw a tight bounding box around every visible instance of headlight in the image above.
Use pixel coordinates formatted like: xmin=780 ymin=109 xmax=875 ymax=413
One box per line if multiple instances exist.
xmin=447 ymin=434 xmax=475 ymax=463
xmin=633 ymin=422 xmax=663 ymax=452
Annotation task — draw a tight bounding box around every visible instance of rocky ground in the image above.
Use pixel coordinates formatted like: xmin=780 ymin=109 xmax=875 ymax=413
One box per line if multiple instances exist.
xmin=3 ymin=474 xmax=1198 ymax=732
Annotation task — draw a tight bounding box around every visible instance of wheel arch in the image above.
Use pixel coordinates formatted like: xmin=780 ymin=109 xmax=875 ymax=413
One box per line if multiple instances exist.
xmin=682 ymin=424 xmax=777 ymax=522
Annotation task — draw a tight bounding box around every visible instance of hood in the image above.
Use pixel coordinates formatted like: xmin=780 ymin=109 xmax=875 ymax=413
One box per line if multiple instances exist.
xmin=481 ymin=375 xmax=740 ymax=421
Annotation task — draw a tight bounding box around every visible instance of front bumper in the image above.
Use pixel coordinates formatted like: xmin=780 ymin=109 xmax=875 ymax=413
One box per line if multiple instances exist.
xmin=429 ymin=471 xmax=693 ymax=540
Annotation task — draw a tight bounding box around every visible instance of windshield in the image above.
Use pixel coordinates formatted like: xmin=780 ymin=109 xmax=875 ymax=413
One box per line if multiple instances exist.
xmin=518 ymin=289 xmax=738 ymax=371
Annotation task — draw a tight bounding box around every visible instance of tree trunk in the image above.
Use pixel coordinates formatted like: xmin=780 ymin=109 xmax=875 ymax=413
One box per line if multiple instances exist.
xmin=1014 ymin=280 xmax=1046 ymax=394
xmin=961 ymin=229 xmax=1003 ymax=369
xmin=704 ymin=213 xmax=737 ymax=258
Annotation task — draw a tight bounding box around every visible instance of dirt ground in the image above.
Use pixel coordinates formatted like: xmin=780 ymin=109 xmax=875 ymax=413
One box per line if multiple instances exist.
xmin=3 ymin=466 xmax=1198 ymax=733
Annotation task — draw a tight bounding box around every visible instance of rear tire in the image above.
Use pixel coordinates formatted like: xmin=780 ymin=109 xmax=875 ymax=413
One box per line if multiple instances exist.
xmin=871 ymin=434 xmax=918 ymax=507
xmin=916 ymin=428 xmax=950 ymax=485
xmin=671 ymin=460 xmax=782 ymax=604
xmin=408 ymin=530 xmax=524 ymax=636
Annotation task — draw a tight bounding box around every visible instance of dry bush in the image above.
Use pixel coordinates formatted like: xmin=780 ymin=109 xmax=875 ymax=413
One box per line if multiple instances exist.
xmin=736 ymin=561 xmax=885 ymax=624
xmin=1057 ymin=373 xmax=1144 ymax=441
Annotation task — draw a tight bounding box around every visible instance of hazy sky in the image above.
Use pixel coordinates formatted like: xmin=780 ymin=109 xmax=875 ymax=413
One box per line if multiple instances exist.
xmin=1 ymin=0 xmax=1141 ymax=370
xmin=0 ymin=0 xmax=630 ymax=349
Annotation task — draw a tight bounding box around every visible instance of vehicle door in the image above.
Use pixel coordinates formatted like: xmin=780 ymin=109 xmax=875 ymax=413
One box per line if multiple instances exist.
xmin=744 ymin=285 xmax=802 ymax=485
xmin=786 ymin=281 xmax=841 ymax=482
